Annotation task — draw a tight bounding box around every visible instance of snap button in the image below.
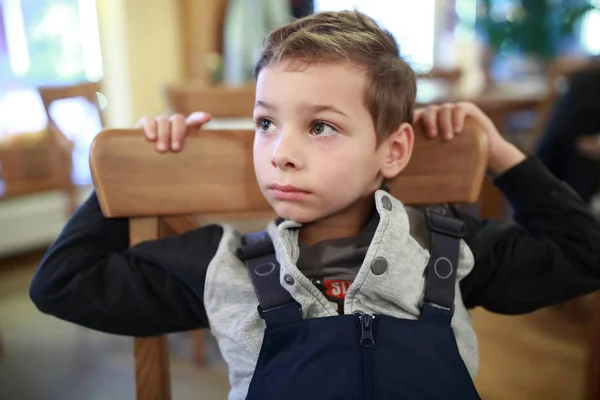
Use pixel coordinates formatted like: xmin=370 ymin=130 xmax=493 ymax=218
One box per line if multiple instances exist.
xmin=371 ymin=257 xmax=388 ymax=275
xmin=284 ymin=274 xmax=295 ymax=285
xmin=312 ymin=279 xmax=325 ymax=291
xmin=381 ymin=196 xmax=392 ymax=211
xmin=254 ymin=262 xmax=276 ymax=276
xmin=433 ymin=257 xmax=453 ymax=279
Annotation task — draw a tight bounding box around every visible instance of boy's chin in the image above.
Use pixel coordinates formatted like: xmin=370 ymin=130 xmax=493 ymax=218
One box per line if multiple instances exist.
xmin=272 ymin=203 xmax=323 ymax=224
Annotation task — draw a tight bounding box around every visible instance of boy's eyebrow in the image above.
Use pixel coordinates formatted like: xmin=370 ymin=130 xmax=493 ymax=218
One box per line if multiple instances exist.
xmin=255 ymin=100 xmax=348 ymax=117
xmin=305 ymin=103 xmax=348 ymax=117
xmin=255 ymin=100 xmax=275 ymax=110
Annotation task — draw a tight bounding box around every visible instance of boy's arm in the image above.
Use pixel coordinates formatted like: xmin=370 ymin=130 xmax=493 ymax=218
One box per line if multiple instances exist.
xmin=457 ymin=156 xmax=600 ymax=314
xmin=415 ymin=102 xmax=599 ymax=313
xmin=29 ymin=192 xmax=223 ymax=336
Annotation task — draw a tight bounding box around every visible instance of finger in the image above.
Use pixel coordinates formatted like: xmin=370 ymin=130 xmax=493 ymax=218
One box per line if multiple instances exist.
xmin=413 ymin=108 xmax=425 ymax=125
xmin=169 ymin=114 xmax=187 ymax=151
xmin=439 ymin=104 xmax=455 ymax=140
xmin=422 ymin=105 xmax=439 ymax=138
xmin=155 ymin=116 xmax=171 ymax=152
xmin=185 ymin=112 xmax=212 ymax=128
xmin=134 ymin=117 xmax=144 ymax=129
xmin=451 ymin=104 xmax=468 ymax=134
xmin=137 ymin=116 xmax=157 ymax=140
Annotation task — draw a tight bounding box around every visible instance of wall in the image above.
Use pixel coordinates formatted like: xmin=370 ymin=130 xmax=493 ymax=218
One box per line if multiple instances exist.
xmin=95 ymin=0 xmax=183 ymax=127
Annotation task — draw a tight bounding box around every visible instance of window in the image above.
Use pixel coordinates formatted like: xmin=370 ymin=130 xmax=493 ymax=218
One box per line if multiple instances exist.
xmin=0 ymin=0 xmax=103 ymax=185
xmin=581 ymin=0 xmax=600 ymax=54
xmin=313 ymin=0 xmax=437 ymax=71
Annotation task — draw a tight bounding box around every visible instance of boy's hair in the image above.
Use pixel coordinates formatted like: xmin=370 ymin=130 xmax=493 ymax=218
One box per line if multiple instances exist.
xmin=255 ymin=10 xmax=417 ymax=143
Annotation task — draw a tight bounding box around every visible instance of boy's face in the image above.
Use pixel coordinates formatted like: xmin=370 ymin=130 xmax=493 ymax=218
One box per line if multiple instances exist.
xmin=253 ymin=61 xmax=408 ymax=224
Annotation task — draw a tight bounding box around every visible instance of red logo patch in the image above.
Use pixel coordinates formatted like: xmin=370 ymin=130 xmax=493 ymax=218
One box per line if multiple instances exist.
xmin=324 ymin=280 xmax=352 ymax=299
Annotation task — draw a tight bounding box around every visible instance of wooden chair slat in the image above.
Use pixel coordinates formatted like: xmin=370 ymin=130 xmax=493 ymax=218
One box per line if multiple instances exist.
xmin=130 ymin=217 xmax=171 ymax=400
xmin=91 ymin=119 xmax=488 ymax=218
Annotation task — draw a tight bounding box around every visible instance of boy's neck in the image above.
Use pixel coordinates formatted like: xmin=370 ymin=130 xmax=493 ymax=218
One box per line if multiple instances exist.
xmin=298 ymin=195 xmax=376 ymax=246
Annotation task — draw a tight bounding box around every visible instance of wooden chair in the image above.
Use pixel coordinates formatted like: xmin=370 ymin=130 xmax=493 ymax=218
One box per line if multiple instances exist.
xmin=164 ymin=82 xmax=255 ymax=118
xmin=417 ymin=67 xmax=463 ymax=86
xmin=38 ymin=81 xmax=106 ymax=129
xmin=0 ymin=127 xmax=74 ymax=206
xmin=28 ymin=81 xmax=105 ymax=212
xmin=89 ymin=119 xmax=488 ymax=399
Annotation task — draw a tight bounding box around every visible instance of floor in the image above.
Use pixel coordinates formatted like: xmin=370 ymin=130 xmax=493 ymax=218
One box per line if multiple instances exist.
xmin=0 ymin=253 xmax=590 ymax=400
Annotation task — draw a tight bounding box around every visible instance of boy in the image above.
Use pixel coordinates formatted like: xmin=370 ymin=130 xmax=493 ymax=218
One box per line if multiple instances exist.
xmin=30 ymin=10 xmax=600 ymax=400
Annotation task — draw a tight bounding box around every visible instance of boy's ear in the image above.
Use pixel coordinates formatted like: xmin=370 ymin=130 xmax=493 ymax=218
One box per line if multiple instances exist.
xmin=379 ymin=122 xmax=414 ymax=179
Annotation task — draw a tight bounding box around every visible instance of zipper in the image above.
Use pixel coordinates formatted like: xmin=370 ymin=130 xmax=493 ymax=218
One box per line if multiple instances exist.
xmin=358 ymin=314 xmax=375 ymax=399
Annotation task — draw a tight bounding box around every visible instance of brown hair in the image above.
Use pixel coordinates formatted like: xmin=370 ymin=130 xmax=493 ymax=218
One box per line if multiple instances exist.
xmin=255 ymin=10 xmax=416 ymax=143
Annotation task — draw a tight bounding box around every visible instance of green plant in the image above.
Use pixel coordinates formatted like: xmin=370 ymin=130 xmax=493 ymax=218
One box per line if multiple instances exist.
xmin=477 ymin=0 xmax=596 ymax=60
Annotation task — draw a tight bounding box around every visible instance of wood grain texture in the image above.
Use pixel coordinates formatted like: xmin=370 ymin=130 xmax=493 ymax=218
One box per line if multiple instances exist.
xmin=130 ymin=218 xmax=171 ymax=400
xmin=91 ymin=119 xmax=488 ymax=218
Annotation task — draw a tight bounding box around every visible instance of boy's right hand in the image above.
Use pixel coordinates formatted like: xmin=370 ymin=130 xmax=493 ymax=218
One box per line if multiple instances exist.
xmin=135 ymin=112 xmax=212 ymax=152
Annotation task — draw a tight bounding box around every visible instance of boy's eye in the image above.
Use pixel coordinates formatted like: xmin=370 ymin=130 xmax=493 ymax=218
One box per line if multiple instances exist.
xmin=311 ymin=121 xmax=337 ymax=137
xmin=256 ymin=118 xmax=277 ymax=133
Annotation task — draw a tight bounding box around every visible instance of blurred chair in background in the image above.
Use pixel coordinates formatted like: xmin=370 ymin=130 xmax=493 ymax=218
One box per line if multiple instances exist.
xmin=416 ymin=67 xmax=463 ymax=86
xmin=38 ymin=81 xmax=106 ymax=129
xmin=38 ymin=81 xmax=105 ymax=188
xmin=164 ymin=83 xmax=254 ymax=119
xmin=0 ymin=126 xmax=75 ymax=214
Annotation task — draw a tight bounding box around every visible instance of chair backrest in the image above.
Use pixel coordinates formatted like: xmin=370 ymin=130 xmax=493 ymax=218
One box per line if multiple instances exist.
xmin=90 ymin=120 xmax=488 ymax=399
xmin=0 ymin=128 xmax=73 ymax=200
xmin=38 ymin=81 xmax=105 ymax=128
xmin=164 ymin=82 xmax=255 ymax=118
xmin=417 ymin=67 xmax=463 ymax=86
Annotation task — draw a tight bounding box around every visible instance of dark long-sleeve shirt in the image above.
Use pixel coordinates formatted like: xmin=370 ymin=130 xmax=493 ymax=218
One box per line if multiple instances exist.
xmin=29 ymin=157 xmax=600 ymax=336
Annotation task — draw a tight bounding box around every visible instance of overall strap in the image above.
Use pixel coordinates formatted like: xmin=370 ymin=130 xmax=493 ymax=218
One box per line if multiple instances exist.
xmin=237 ymin=231 xmax=302 ymax=327
xmin=420 ymin=205 xmax=466 ymax=324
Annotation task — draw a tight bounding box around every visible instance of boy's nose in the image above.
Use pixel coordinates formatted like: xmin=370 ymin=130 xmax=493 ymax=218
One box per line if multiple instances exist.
xmin=271 ymin=151 xmax=299 ymax=171
xmin=271 ymin=133 xmax=303 ymax=171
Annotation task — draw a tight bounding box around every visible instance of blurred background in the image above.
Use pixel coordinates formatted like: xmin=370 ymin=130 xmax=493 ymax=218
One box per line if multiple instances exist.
xmin=1 ymin=0 xmax=600 ymax=399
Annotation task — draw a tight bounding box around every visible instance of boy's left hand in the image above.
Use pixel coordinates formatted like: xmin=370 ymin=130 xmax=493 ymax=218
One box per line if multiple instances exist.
xmin=414 ymin=102 xmax=526 ymax=176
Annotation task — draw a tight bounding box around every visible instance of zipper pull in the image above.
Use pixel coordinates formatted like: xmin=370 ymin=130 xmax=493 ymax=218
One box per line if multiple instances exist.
xmin=359 ymin=314 xmax=375 ymax=347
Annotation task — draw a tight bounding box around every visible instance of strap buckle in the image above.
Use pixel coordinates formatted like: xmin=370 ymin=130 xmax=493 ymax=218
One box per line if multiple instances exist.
xmin=237 ymin=231 xmax=275 ymax=261
xmin=257 ymin=302 xmax=302 ymax=325
xmin=425 ymin=210 xmax=465 ymax=239
xmin=422 ymin=301 xmax=454 ymax=313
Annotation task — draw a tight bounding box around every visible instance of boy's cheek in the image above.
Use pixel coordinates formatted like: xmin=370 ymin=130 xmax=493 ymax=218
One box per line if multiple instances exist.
xmin=253 ymin=147 xmax=272 ymax=174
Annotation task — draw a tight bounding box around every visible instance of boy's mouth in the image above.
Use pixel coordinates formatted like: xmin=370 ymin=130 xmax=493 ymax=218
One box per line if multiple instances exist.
xmin=268 ymin=184 xmax=311 ymax=201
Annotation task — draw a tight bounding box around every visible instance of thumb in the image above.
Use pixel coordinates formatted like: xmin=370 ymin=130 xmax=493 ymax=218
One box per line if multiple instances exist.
xmin=185 ymin=112 xmax=212 ymax=128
